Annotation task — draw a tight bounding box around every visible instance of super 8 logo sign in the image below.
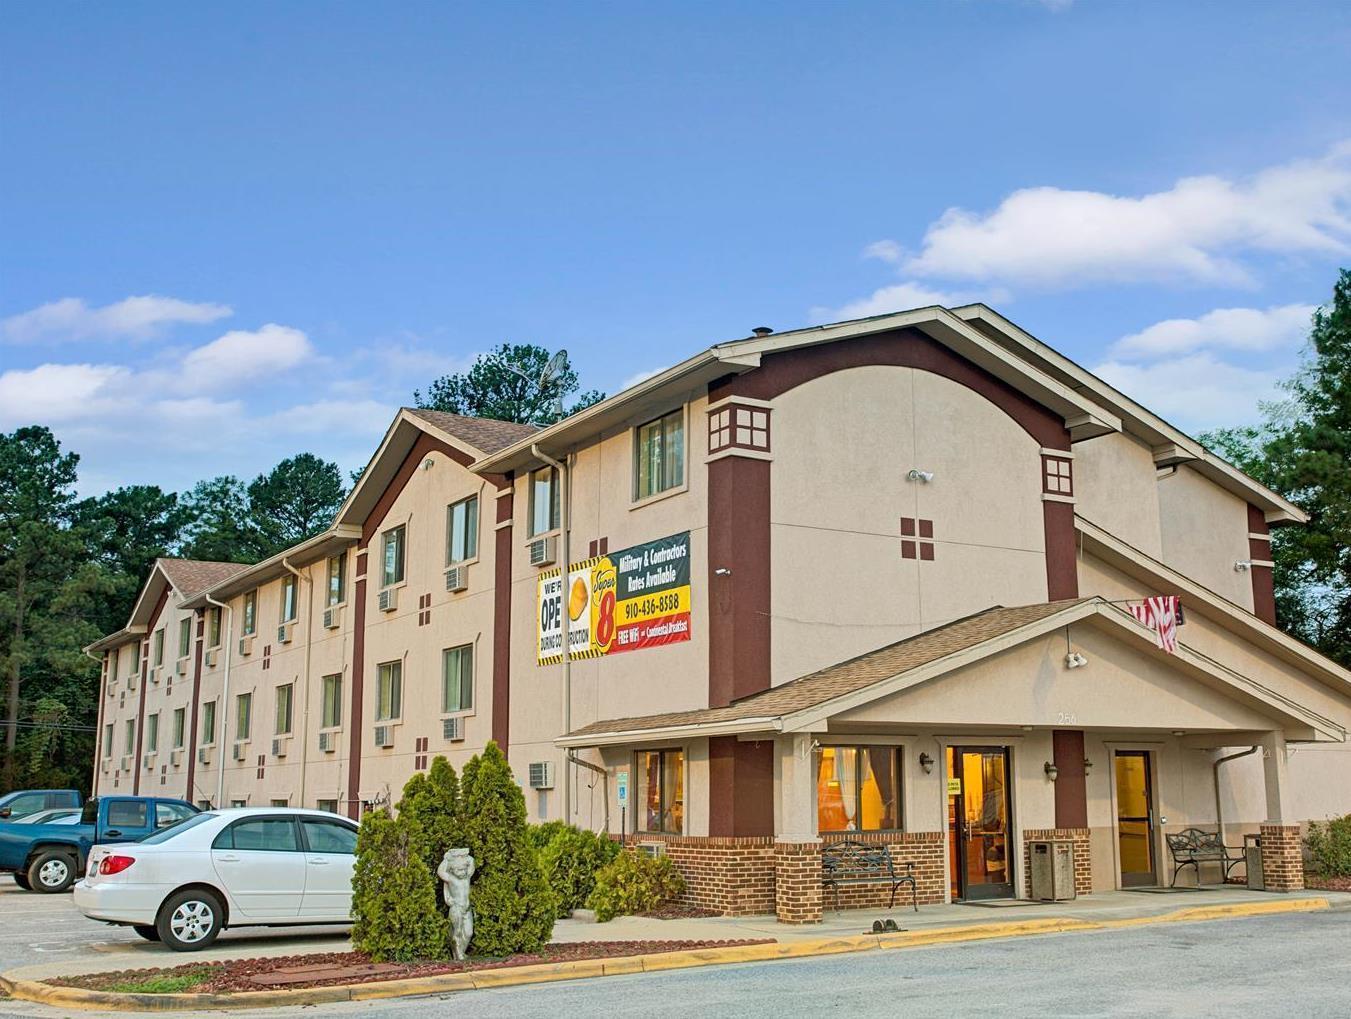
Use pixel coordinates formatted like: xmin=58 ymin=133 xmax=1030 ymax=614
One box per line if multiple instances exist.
xmin=537 ymin=531 xmax=691 ymax=665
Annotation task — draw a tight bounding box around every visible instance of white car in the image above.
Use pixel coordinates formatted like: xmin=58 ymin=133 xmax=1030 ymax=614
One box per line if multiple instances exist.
xmin=73 ymin=807 xmax=358 ymax=951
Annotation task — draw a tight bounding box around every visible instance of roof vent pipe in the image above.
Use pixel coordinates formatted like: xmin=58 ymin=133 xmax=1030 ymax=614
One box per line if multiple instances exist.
xmin=751 ymin=326 xmax=774 ymax=337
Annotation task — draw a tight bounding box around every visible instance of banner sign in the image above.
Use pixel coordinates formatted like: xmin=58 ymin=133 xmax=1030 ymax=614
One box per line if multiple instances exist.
xmin=537 ymin=530 xmax=691 ymax=664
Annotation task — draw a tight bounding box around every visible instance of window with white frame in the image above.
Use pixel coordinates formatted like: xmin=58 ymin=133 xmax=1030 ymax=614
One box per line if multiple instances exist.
xmin=124 ymin=719 xmax=136 ymax=754
xmin=529 ymin=467 xmax=560 ymax=537
xmin=636 ymin=748 xmax=684 ymax=833
xmin=327 ymin=552 xmax=346 ymax=606
xmin=446 ymin=495 xmax=479 ymax=565
xmin=173 ymin=707 xmax=186 ymax=749
xmin=208 ymin=608 xmax=222 ymax=648
xmin=153 ymin=629 xmax=165 ymax=667
xmin=382 ymin=526 xmax=406 ymax=587
xmin=816 ymin=745 xmax=902 ymax=832
xmin=235 ymin=692 xmax=252 ymax=741
xmin=201 ymin=700 xmax=217 ymax=745
xmin=146 ymin=712 xmax=159 ymax=753
xmin=442 ymin=644 xmax=473 ymax=713
xmin=178 ymin=616 xmax=192 ymax=658
xmin=280 ymin=575 xmax=297 ymax=622
xmin=634 ymin=409 xmax=685 ymax=500
xmin=275 ymin=682 xmax=294 ymax=735
xmin=321 ymin=674 xmax=342 ymax=728
xmin=243 ymin=590 xmax=258 ymax=635
xmin=103 ymin=723 xmax=114 ymax=758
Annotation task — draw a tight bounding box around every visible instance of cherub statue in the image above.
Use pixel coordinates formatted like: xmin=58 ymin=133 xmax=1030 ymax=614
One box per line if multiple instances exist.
xmin=436 ymin=848 xmax=475 ymax=960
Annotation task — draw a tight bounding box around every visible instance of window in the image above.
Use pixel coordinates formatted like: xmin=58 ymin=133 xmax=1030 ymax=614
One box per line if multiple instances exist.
xmin=708 ymin=404 xmax=770 ymax=454
xmin=634 ymin=409 xmax=685 ymax=500
xmin=201 ymin=700 xmax=217 ymax=745
xmin=230 ymin=799 xmax=248 ymax=808
xmin=442 ymin=644 xmax=473 ymax=713
xmin=146 ymin=713 xmax=159 ymax=753
xmin=103 ymin=724 xmax=114 ymax=758
xmin=280 ymin=575 xmax=297 ymax=622
xmin=446 ymin=495 xmax=479 ymax=565
xmin=214 ymin=818 xmax=300 ymax=852
xmin=235 ymin=692 xmax=252 ymax=741
xmin=382 ymin=525 xmax=406 ymax=587
xmin=275 ymin=683 xmax=294 ymax=735
xmin=376 ymin=661 xmax=402 ymax=722
xmin=637 ymin=749 xmax=684 ymax=833
xmin=178 ymin=616 xmax=192 ymax=658
xmin=173 ymin=708 xmax=186 ymax=749
xmin=302 ymin=818 xmax=358 ymax=854
xmin=321 ymin=674 xmax=342 ymax=729
xmin=816 ymin=746 xmax=902 ymax=832
xmin=327 ymin=552 xmax=347 ymax=607
xmin=124 ymin=719 xmax=136 ymax=754
xmin=529 ymin=467 xmax=560 ymax=536
xmin=143 ymin=812 xmax=212 ymax=843
xmin=124 ymin=644 xmax=137 ymax=678
xmin=208 ymin=608 xmax=222 ymax=648
xmin=107 ymin=800 xmax=149 ymax=828
xmin=155 ymin=802 xmax=195 ymax=829
xmin=270 ymin=797 xmax=290 ymax=807
xmin=316 ymin=799 xmax=339 ymax=814
xmin=153 ymin=629 xmax=165 ymax=667
xmin=243 ymin=590 xmax=258 ymax=635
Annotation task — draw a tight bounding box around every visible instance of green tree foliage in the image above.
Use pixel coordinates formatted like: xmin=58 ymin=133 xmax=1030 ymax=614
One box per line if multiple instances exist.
xmin=458 ymin=741 xmax=556 ymax=954
xmin=538 ymin=825 xmax=621 ymax=918
xmin=246 ymin=453 xmax=348 ymax=556
xmin=1305 ymin=814 xmax=1351 ymax=878
xmin=586 ymin=849 xmax=686 ymax=922
xmin=351 ymin=809 xmax=449 ymax=961
xmin=526 ymin=819 xmax=570 ymax=851
xmin=415 ymin=343 xmax=604 ymax=425
xmin=397 ymin=755 xmax=463 ymax=876
xmin=178 ymin=476 xmax=255 ymax=563
xmin=1202 ymin=268 xmax=1351 ymax=666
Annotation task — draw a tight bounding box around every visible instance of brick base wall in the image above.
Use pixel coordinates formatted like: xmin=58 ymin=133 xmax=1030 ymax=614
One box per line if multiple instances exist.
xmin=1022 ymin=827 xmax=1093 ymax=897
xmin=820 ymin=832 xmax=948 ymax=910
xmin=1259 ymin=824 xmax=1304 ymax=892
xmin=627 ymin=835 xmax=776 ymax=916
xmin=775 ymin=841 xmax=824 ymax=924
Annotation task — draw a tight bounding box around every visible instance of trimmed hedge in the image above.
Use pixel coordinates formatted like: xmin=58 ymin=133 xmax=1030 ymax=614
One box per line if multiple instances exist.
xmin=1306 ymin=814 xmax=1351 ymax=877
xmin=397 ymin=756 xmax=463 ymax=877
xmin=350 ymin=809 xmax=448 ymax=961
xmin=586 ymin=848 xmax=685 ymax=922
xmin=539 ymin=826 xmax=621 ymax=917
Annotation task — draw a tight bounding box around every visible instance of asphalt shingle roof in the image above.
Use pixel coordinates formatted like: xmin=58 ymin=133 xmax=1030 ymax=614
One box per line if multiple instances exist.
xmin=158 ymin=558 xmax=251 ymax=599
xmin=406 ymin=409 xmax=538 ymax=455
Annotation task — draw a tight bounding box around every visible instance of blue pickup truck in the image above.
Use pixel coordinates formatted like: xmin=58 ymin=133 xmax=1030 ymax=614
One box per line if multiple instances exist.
xmin=0 ymin=796 xmax=197 ymax=893
xmin=0 ymin=788 xmax=83 ymax=821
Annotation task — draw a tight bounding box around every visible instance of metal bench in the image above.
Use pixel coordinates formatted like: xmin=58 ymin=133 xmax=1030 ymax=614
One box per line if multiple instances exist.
xmin=821 ymin=839 xmax=917 ymax=913
xmin=1165 ymin=828 xmax=1246 ymax=887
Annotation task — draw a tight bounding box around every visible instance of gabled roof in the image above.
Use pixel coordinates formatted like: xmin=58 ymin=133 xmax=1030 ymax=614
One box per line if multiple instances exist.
xmin=559 ymin=597 xmax=1346 ymax=747
xmin=404 ymin=409 xmax=538 ymax=455
xmin=85 ymin=557 xmax=248 ymax=653
xmin=158 ymin=559 xmax=251 ymax=600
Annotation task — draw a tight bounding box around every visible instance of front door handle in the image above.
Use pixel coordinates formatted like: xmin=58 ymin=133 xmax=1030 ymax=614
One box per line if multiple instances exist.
xmin=308 ymin=858 xmax=330 ymax=865
xmin=216 ymin=853 xmax=240 ymax=862
xmin=104 ymin=829 xmax=122 ymax=838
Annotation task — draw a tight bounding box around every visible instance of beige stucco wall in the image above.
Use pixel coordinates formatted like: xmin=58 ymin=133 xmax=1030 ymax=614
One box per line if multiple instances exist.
xmin=1074 ymin=432 xmax=1163 ymax=559
xmin=1156 ymin=466 xmax=1255 ymax=610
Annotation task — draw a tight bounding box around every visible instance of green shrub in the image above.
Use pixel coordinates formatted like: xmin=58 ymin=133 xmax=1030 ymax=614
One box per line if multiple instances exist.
xmin=539 ymin=826 xmax=621 ymax=917
xmin=351 ymin=809 xmax=448 ymax=961
xmin=586 ymin=849 xmax=685 ymax=922
xmin=527 ymin=819 xmax=570 ymax=852
xmin=459 ymin=741 xmax=557 ymax=955
xmin=1306 ymin=814 xmax=1351 ymax=877
xmin=397 ymin=756 xmax=463 ymax=875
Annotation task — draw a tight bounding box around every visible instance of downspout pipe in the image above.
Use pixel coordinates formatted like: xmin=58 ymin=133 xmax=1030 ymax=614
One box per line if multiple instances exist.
xmin=568 ymin=750 xmax=610 ymax=834
xmin=283 ymin=557 xmax=315 ymax=808
xmin=204 ymin=592 xmax=234 ymax=810
xmin=1214 ymin=745 xmax=1258 ymax=842
xmin=532 ymin=443 xmax=571 ymax=825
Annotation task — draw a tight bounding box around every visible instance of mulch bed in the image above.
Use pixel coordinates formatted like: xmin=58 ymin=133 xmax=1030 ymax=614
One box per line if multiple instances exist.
xmin=638 ymin=904 xmax=722 ymax=920
xmin=53 ymin=939 xmax=774 ymax=995
xmin=1306 ymin=875 xmax=1351 ymax=892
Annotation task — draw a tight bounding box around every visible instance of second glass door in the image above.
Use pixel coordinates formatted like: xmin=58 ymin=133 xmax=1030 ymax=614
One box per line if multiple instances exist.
xmin=947 ymin=746 xmax=1014 ymax=900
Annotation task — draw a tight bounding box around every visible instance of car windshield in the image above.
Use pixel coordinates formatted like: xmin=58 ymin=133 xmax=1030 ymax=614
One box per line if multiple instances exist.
xmin=139 ymin=812 xmax=213 ymax=844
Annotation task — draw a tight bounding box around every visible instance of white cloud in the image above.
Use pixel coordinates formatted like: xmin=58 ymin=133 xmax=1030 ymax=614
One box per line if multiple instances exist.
xmin=891 ymin=143 xmax=1351 ymax=289
xmin=1093 ymin=353 xmax=1284 ymax=431
xmin=1112 ymin=303 xmax=1315 ymax=359
xmin=178 ymin=324 xmax=314 ymax=391
xmin=862 ymin=240 xmax=904 ymax=265
xmin=811 ymin=281 xmax=984 ymax=323
xmin=0 ymin=363 xmax=133 ymax=424
xmin=1 ymin=295 xmax=232 ymax=343
xmin=269 ymin=398 xmax=394 ymax=436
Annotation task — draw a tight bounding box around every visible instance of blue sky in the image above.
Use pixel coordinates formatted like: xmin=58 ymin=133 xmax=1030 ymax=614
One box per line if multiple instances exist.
xmin=2 ymin=1 xmax=1349 ymax=495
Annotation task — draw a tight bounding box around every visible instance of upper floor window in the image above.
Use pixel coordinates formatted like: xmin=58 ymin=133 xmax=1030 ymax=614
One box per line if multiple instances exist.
xmin=146 ymin=712 xmax=159 ymax=753
xmin=634 ymin=409 xmax=685 ymax=501
xmin=103 ymin=723 xmax=114 ymax=758
xmin=178 ymin=617 xmax=192 ymax=658
xmin=201 ymin=700 xmax=217 ymax=746
xmin=235 ymin=692 xmax=252 ymax=741
xmin=280 ymin=575 xmax=297 ymax=622
xmin=446 ymin=495 xmax=479 ymax=565
xmin=442 ymin=644 xmax=473 ymax=713
xmin=172 ymin=707 xmax=186 ymax=749
xmin=382 ymin=525 xmax=406 ymax=588
xmin=376 ymin=661 xmax=402 ymax=722
xmin=816 ymin=746 xmax=901 ymax=833
xmin=242 ymin=590 xmax=258 ymax=636
xmin=124 ymin=644 xmax=138 ymax=678
xmin=637 ymin=748 xmax=684 ymax=834
xmin=208 ymin=607 xmax=222 ymax=648
xmin=275 ymin=682 xmax=294 ymax=735
xmin=153 ymin=628 xmax=165 ymax=667
xmin=124 ymin=719 xmax=136 ymax=754
xmin=321 ymin=674 xmax=343 ymax=729
xmin=327 ymin=552 xmax=347 ymax=607
xmin=529 ymin=467 xmax=560 ymax=537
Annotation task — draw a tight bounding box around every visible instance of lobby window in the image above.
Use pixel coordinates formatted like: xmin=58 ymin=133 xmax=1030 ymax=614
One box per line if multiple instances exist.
xmin=208 ymin=608 xmax=222 ymax=648
xmin=178 ymin=616 xmax=192 ymax=658
xmin=173 ymin=707 xmax=186 ymax=749
xmin=816 ymin=746 xmax=902 ymax=832
xmin=242 ymin=591 xmax=258 ymax=636
xmin=634 ymin=409 xmax=685 ymax=500
xmin=275 ymin=682 xmax=294 ymax=735
xmin=146 ymin=713 xmax=159 ymax=754
xmin=382 ymin=525 xmax=406 ymax=588
xmin=376 ymin=661 xmax=402 ymax=722
xmin=327 ymin=552 xmax=346 ymax=607
xmin=442 ymin=644 xmax=473 ymax=714
xmin=201 ymin=700 xmax=217 ymax=746
xmin=637 ymin=748 xmax=684 ymax=834
xmin=446 ymin=495 xmax=479 ymax=565
xmin=153 ymin=628 xmax=165 ymax=668
xmin=235 ymin=692 xmax=252 ymax=741
xmin=321 ymin=674 xmax=342 ymax=729
xmin=280 ymin=575 xmax=297 ymax=622
xmin=529 ymin=467 xmax=560 ymax=537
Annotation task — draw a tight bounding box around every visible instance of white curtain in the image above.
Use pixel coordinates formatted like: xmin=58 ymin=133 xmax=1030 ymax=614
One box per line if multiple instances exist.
xmin=839 ymin=748 xmax=858 ymax=830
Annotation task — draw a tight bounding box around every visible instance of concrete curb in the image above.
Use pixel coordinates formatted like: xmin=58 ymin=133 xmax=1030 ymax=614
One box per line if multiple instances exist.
xmin=0 ymin=897 xmax=1331 ymax=1012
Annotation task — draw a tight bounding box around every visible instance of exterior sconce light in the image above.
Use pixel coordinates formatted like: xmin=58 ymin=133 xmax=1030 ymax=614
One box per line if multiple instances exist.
xmin=421 ymin=458 xmax=435 ymax=471
xmin=1065 ymin=651 xmax=1088 ymax=669
xmin=1234 ymin=560 xmax=1253 ymax=572
xmin=714 ymin=567 xmax=732 ymax=576
xmin=919 ymin=752 xmax=934 ymax=775
xmin=1083 ymin=757 xmax=1094 ymax=773
xmin=1044 ymin=761 xmax=1059 ymax=782
xmin=907 ymin=469 xmax=935 ymax=483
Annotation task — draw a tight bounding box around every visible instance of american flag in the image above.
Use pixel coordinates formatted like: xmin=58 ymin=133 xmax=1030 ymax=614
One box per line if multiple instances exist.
xmin=1128 ymin=596 xmax=1180 ymax=654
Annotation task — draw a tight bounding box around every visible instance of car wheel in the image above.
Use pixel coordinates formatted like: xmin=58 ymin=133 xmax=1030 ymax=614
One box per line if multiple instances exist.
xmin=156 ymin=889 xmax=224 ymax=951
xmin=132 ymin=924 xmax=162 ymax=942
xmin=27 ymin=851 xmax=77 ymax=893
xmin=12 ymin=872 xmax=31 ymax=890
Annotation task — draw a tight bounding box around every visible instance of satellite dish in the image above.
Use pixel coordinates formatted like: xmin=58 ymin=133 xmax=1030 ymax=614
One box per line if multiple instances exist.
xmin=542 ymin=350 xmax=567 ymax=383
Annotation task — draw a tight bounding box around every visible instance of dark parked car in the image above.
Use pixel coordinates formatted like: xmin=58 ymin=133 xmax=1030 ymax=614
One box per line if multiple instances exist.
xmin=0 ymin=788 xmax=83 ymax=821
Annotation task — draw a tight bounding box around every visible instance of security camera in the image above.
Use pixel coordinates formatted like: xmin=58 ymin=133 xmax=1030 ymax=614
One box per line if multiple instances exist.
xmin=1233 ymin=560 xmax=1253 ymax=572
xmin=1065 ymin=651 xmax=1088 ymax=669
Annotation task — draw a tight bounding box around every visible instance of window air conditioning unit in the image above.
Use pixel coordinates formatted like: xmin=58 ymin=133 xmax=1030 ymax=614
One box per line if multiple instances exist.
xmin=373 ymin=725 xmax=395 ymax=748
xmin=176 ymin=658 xmax=188 ymax=676
xmin=232 ymin=742 xmax=247 ymax=761
xmin=239 ymin=635 xmax=254 ymax=657
xmin=528 ymin=761 xmax=555 ymax=789
xmin=198 ymin=747 xmax=212 ymax=766
xmin=323 ymin=606 xmax=342 ymax=630
xmin=277 ymin=622 xmax=294 ymax=644
xmin=272 ymin=737 xmax=289 ymax=758
xmin=528 ymin=537 xmax=557 ymax=568
xmin=121 ymin=755 xmax=132 ymax=772
xmin=170 ymin=750 xmax=183 ymax=767
xmin=205 ymin=649 xmax=219 ymax=668
xmin=148 ymin=667 xmax=160 ymax=685
xmin=378 ymin=588 xmax=399 ymax=612
xmin=144 ymin=754 xmax=155 ymax=770
xmin=127 ymin=676 xmax=137 ymax=692
xmin=445 ymin=566 xmax=469 ymax=593
xmin=442 ymin=716 xmax=465 ymax=742
xmin=100 ymin=759 xmax=110 ymax=774
xmin=318 ymin=731 xmax=337 ymax=753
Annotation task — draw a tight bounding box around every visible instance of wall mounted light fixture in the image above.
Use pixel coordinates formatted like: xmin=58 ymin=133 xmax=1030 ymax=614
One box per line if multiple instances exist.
xmin=1234 ymin=560 xmax=1253 ymax=572
xmin=1065 ymin=651 xmax=1088 ymax=669
xmin=1083 ymin=757 xmax=1094 ymax=773
xmin=1044 ymin=761 xmax=1059 ymax=782
xmin=907 ymin=469 xmax=935 ymax=483
xmin=919 ymin=752 xmax=934 ymax=775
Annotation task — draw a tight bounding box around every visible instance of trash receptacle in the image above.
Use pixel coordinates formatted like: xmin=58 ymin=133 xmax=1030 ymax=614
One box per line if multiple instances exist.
xmin=1029 ymin=840 xmax=1077 ymax=901
xmin=1245 ymin=833 xmax=1264 ymax=891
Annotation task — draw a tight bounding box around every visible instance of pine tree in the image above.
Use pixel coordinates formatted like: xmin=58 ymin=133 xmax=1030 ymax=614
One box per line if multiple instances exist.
xmin=396 ymin=756 xmax=463 ymax=876
xmin=350 ymin=809 xmax=448 ymax=962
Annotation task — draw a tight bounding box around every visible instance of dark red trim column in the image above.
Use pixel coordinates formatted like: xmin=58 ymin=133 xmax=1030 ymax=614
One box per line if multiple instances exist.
xmin=708 ymin=737 xmax=774 ymax=837
xmin=707 ymin=454 xmax=771 ymax=707
xmin=492 ymin=480 xmax=514 ymax=753
xmin=1247 ymin=505 xmax=1276 ymax=625
xmin=185 ymin=611 xmax=205 ymax=802
xmin=346 ymin=551 xmax=368 ymax=820
xmin=133 ymin=589 xmax=169 ymax=795
xmin=1052 ymin=730 xmax=1088 ymax=828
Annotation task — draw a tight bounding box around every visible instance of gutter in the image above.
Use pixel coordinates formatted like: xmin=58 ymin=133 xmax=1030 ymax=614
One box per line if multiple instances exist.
xmin=203 ymin=592 xmax=234 ymax=810
xmin=532 ymin=443 xmax=572 ymax=824
xmin=282 ymin=557 xmax=315 ymax=807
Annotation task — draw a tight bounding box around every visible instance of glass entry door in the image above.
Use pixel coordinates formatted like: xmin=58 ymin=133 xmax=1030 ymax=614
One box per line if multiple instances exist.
xmin=1115 ymin=751 xmax=1157 ymax=887
xmin=946 ymin=747 xmax=1014 ymax=900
